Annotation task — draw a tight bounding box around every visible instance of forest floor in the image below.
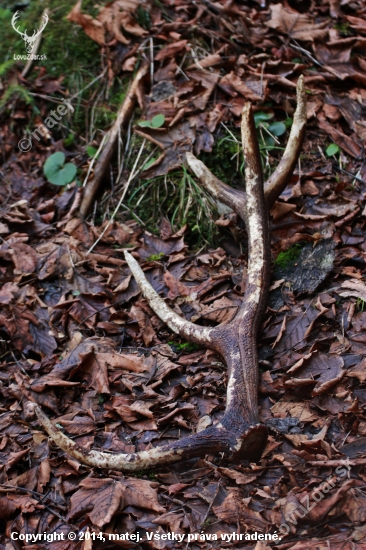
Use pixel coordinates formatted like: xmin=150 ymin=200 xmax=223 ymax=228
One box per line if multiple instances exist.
xmin=1 ymin=0 xmax=366 ymax=548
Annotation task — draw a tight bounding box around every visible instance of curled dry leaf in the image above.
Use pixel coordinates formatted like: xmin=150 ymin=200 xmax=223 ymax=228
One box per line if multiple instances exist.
xmin=266 ymin=4 xmax=328 ymax=41
xmin=340 ymin=279 xmax=366 ymax=301
xmin=67 ymin=0 xmax=105 ymax=44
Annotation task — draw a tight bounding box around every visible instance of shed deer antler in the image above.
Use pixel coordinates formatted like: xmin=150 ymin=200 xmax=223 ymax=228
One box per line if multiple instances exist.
xmin=12 ymin=10 xmax=49 ymax=54
xmin=34 ymin=77 xmax=306 ymax=472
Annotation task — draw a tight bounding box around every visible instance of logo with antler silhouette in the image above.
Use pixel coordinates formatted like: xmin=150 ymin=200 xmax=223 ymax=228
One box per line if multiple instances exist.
xmin=12 ymin=10 xmax=49 ymax=55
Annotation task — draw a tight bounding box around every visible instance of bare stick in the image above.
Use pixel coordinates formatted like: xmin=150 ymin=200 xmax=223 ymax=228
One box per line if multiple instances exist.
xmin=85 ymin=139 xmax=146 ymax=255
xmin=79 ymin=62 xmax=149 ymax=217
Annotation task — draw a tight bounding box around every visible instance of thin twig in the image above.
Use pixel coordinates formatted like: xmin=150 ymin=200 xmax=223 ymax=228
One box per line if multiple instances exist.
xmin=290 ymin=40 xmax=324 ymax=68
xmin=85 ymin=139 xmax=146 ymax=255
xmin=0 ymin=484 xmax=77 ymax=527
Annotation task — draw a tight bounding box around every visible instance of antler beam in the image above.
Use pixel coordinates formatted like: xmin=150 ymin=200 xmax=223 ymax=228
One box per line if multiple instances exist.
xmin=34 ymin=78 xmax=306 ymax=471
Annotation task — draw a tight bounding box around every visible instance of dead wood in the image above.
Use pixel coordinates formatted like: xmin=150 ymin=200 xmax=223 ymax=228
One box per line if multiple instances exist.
xmin=79 ymin=61 xmax=149 ymax=217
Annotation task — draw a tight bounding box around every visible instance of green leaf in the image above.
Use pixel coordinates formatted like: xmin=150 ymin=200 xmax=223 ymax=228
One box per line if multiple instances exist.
xmin=45 ymin=151 xmax=65 ymax=171
xmin=63 ymin=133 xmax=75 ymax=147
xmin=263 ymin=135 xmax=275 ymax=148
xmin=254 ymin=111 xmax=274 ymax=127
xmin=44 ymin=152 xmax=77 ymax=186
xmin=138 ymin=114 xmax=165 ymax=129
xmin=151 ymin=114 xmax=165 ymax=128
xmin=269 ymin=121 xmax=286 ymax=137
xmin=326 ymin=143 xmax=340 ymax=157
xmin=284 ymin=117 xmax=293 ymax=129
xmin=87 ymin=145 xmax=98 ymax=158
xmin=142 ymin=157 xmax=158 ymax=171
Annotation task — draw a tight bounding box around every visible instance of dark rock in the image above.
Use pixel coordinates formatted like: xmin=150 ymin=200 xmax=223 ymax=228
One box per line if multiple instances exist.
xmin=265 ymin=417 xmax=299 ymax=433
xmin=269 ymin=239 xmax=336 ymax=309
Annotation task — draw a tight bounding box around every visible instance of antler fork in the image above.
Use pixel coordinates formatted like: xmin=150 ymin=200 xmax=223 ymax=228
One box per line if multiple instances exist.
xmin=34 ymin=77 xmax=306 ymax=471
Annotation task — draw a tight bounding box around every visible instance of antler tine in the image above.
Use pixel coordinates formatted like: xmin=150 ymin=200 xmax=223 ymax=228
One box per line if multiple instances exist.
xmin=264 ymin=76 xmax=307 ymax=207
xmin=186 ymin=153 xmax=247 ymax=220
xmin=123 ymin=251 xmax=213 ymax=346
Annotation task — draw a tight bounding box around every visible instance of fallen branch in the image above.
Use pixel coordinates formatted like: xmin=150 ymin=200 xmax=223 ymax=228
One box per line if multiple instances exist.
xmin=79 ymin=61 xmax=149 ymax=217
xmin=34 ymin=80 xmax=306 ymax=472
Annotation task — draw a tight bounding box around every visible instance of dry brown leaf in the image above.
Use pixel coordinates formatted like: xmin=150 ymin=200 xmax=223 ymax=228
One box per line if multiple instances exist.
xmin=219 ymin=72 xmax=264 ymax=101
xmin=67 ymin=0 xmax=105 ymax=45
xmin=68 ymin=477 xmax=164 ymax=527
xmin=318 ymin=116 xmax=362 ymax=158
xmin=0 ymin=282 xmax=19 ymax=304
xmin=155 ymin=40 xmax=189 ymax=62
xmin=266 ymin=4 xmax=328 ymax=41
xmin=340 ymin=279 xmax=366 ymax=301
xmin=78 ymin=351 xmax=110 ymax=394
xmin=10 ymin=243 xmax=37 ymax=274
xmin=271 ymin=400 xmax=317 ymax=421
xmin=271 ymin=201 xmax=297 ymax=220
xmin=284 ymin=352 xmax=345 ymax=395
xmin=217 ymin=467 xmax=258 ymax=485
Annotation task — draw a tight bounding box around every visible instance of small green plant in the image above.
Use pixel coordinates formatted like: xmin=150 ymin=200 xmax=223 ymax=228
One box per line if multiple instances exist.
xmin=356 ymin=298 xmax=366 ymax=311
xmin=0 ymin=59 xmax=15 ymax=78
xmin=138 ymin=114 xmax=165 ymax=129
xmin=168 ymin=341 xmax=200 ymax=353
xmin=43 ymin=152 xmax=77 ymax=186
xmin=136 ymin=5 xmax=151 ymax=30
xmin=63 ymin=133 xmax=75 ymax=147
xmin=201 ymin=518 xmax=214 ymax=528
xmin=0 ymin=83 xmax=34 ymax=112
xmin=147 ymin=252 xmax=164 ymax=261
xmin=334 ymin=22 xmax=352 ymax=36
xmin=325 ymin=143 xmax=340 ymax=157
xmin=275 ymin=244 xmax=302 ymax=269
xmin=86 ymin=145 xmax=98 ymax=158
xmin=254 ymin=110 xmax=290 ymax=149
